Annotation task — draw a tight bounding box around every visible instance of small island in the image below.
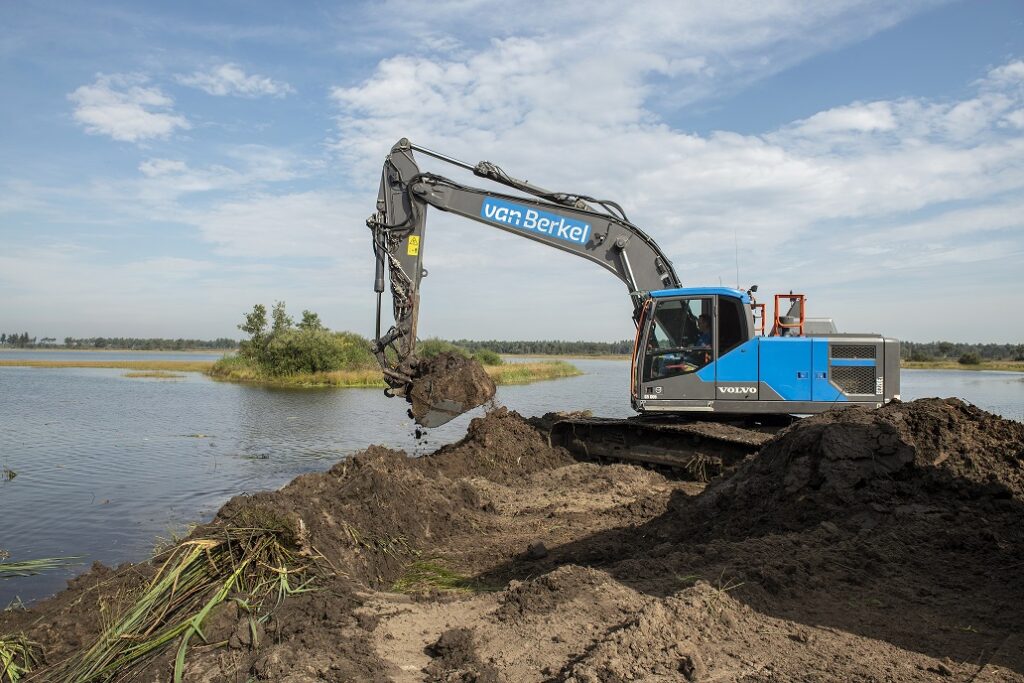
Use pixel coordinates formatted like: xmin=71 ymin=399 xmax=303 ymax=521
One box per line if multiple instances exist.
xmin=205 ymin=303 xmax=580 ymax=387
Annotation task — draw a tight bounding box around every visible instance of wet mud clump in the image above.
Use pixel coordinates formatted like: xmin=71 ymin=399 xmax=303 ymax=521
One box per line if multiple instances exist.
xmin=407 ymin=352 xmax=496 ymax=427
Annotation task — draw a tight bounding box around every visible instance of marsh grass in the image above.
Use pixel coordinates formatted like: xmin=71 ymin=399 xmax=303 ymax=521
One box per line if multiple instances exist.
xmin=486 ymin=361 xmax=581 ymax=384
xmin=0 ymin=633 xmax=40 ymax=682
xmin=208 ymin=356 xmax=581 ymax=387
xmin=47 ymin=516 xmax=315 ymax=683
xmin=0 ymin=360 xmax=213 ymax=372
xmin=122 ymin=371 xmax=186 ymax=379
xmin=392 ymin=560 xmax=477 ymax=593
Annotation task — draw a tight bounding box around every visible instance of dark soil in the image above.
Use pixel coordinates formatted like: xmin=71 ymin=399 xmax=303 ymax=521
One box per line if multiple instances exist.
xmin=406 ymin=352 xmax=496 ymax=427
xmin=3 ymin=398 xmax=1023 ymax=682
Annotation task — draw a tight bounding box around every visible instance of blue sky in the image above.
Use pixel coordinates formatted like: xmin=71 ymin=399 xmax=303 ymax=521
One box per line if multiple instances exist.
xmin=1 ymin=0 xmax=1022 ymax=343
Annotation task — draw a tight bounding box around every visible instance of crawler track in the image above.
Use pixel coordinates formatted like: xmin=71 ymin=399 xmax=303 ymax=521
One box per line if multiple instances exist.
xmin=547 ymin=415 xmax=788 ymax=480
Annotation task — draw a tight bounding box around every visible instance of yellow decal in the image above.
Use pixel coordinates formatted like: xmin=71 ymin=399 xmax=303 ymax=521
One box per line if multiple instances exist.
xmin=407 ymin=235 xmax=420 ymax=256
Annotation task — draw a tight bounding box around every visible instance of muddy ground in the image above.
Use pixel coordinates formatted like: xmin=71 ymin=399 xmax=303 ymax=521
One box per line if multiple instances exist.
xmin=3 ymin=398 xmax=1023 ymax=682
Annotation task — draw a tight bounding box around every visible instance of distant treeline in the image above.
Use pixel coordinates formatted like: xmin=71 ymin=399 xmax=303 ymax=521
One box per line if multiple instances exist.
xmin=63 ymin=337 xmax=239 ymax=350
xmin=902 ymin=341 xmax=1024 ymax=362
xmin=449 ymin=339 xmax=634 ymax=355
xmin=1 ymin=332 xmax=47 ymax=348
xmin=3 ymin=332 xmax=1021 ymax=360
xmin=0 ymin=334 xmax=238 ymax=350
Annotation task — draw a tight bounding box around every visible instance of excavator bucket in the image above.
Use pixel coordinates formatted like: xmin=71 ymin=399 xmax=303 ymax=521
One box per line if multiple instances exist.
xmin=406 ymin=352 xmax=496 ymax=427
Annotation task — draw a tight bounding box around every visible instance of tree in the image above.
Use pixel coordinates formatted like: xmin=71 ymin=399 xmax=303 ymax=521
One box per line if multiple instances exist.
xmin=958 ymin=352 xmax=982 ymax=365
xmin=271 ymin=301 xmax=293 ymax=335
xmin=238 ymin=304 xmax=268 ymax=362
xmin=298 ymin=310 xmax=324 ymax=331
xmin=0 ymin=333 xmax=5 ymax=345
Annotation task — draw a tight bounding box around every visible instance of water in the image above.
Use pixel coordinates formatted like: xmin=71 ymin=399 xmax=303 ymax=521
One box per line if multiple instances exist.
xmin=1 ymin=354 xmax=1020 ymax=604
xmin=0 ymin=349 xmax=226 ymax=361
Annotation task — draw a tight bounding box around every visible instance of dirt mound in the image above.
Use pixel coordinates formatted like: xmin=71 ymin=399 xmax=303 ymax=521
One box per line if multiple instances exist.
xmin=689 ymin=398 xmax=1024 ymax=539
xmin=424 ymin=628 xmax=504 ymax=683
xmin=879 ymin=397 xmax=1024 ymax=496
xmin=421 ymin=407 xmax=574 ymax=483
xmin=407 ymin=352 xmax=496 ymax=427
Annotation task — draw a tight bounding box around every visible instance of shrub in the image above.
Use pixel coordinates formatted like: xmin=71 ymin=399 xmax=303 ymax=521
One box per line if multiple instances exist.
xmin=472 ymin=348 xmax=503 ymax=366
xmin=417 ymin=338 xmax=470 ymax=360
xmin=958 ymin=352 xmax=982 ymax=366
xmin=234 ymin=302 xmax=378 ymax=376
xmin=263 ymin=329 xmax=375 ymax=375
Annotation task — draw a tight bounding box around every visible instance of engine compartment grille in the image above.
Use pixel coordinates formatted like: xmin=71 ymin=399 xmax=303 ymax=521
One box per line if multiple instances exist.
xmin=831 ymin=365 xmax=876 ymax=395
xmin=831 ymin=344 xmax=876 ymax=359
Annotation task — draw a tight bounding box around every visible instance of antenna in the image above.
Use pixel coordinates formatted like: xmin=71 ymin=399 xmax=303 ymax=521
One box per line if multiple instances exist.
xmin=734 ymin=229 xmax=740 ymax=289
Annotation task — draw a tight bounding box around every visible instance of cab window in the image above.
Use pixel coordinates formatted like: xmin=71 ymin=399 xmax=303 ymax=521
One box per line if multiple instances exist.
xmin=718 ymin=295 xmax=745 ymax=356
xmin=643 ymin=298 xmax=712 ymax=381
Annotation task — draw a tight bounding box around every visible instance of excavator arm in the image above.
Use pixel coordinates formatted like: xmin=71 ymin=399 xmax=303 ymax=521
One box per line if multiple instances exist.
xmin=368 ymin=138 xmax=680 ymax=399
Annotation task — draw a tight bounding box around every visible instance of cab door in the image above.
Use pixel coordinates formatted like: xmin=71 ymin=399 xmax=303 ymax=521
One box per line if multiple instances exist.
xmin=637 ymin=296 xmax=716 ymax=402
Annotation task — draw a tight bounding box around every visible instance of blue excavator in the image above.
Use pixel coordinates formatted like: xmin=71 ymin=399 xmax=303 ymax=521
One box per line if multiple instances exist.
xmin=367 ymin=139 xmax=900 ymax=471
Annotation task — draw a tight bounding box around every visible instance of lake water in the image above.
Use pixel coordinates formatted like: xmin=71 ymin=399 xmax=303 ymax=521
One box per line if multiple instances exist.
xmin=1 ymin=354 xmax=1021 ymax=604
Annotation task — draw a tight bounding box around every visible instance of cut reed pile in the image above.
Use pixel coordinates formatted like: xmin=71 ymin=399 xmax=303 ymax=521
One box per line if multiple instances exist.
xmin=33 ymin=514 xmax=316 ymax=682
xmin=0 ymin=634 xmax=40 ymax=683
xmin=0 ymin=556 xmax=79 ymax=579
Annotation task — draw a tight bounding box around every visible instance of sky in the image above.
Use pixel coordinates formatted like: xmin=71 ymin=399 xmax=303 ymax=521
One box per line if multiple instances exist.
xmin=1 ymin=0 xmax=1022 ymax=344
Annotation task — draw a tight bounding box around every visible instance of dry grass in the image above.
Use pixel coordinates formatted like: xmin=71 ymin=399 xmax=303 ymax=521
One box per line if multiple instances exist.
xmin=2 ymin=356 xmax=581 ymax=386
xmin=486 ymin=361 xmax=582 ymax=384
xmin=0 ymin=360 xmax=213 ymax=372
xmin=901 ymin=360 xmax=1024 ymax=373
xmin=392 ymin=559 xmax=476 ymax=594
xmin=207 ymin=359 xmax=581 ymax=387
xmin=507 ymin=353 xmax=630 ymax=360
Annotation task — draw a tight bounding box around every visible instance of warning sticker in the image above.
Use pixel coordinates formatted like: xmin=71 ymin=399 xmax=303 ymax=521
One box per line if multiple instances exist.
xmin=407 ymin=236 xmax=420 ymax=256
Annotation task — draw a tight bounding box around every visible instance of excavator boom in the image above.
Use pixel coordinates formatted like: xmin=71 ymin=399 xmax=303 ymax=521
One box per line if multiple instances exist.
xmin=368 ymin=138 xmax=679 ymax=410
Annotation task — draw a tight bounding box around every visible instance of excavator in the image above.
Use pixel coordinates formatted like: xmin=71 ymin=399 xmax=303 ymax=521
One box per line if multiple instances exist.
xmin=367 ymin=138 xmax=901 ymax=472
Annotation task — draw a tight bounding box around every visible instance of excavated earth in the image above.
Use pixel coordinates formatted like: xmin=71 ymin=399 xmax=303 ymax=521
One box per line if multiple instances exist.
xmin=406 ymin=352 xmax=496 ymax=427
xmin=3 ymin=398 xmax=1024 ymax=681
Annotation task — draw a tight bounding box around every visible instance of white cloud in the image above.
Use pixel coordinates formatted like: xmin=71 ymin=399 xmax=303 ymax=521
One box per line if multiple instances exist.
xmin=793 ymin=101 xmax=897 ymax=134
xmin=176 ymin=63 xmax=294 ymax=98
xmin=68 ymin=73 xmax=190 ymax=142
xmin=979 ymin=60 xmax=1024 ymax=88
xmin=184 ymin=191 xmax=362 ymax=259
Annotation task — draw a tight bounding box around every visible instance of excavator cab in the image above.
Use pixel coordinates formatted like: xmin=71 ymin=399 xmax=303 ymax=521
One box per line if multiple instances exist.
xmin=635 ymin=288 xmax=754 ymax=405
xmin=633 ymin=287 xmax=900 ymax=414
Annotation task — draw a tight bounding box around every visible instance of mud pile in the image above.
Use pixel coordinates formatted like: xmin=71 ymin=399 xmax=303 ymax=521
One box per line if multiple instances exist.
xmin=683 ymin=397 xmax=1024 ymax=540
xmin=407 ymin=352 xmax=496 ymax=427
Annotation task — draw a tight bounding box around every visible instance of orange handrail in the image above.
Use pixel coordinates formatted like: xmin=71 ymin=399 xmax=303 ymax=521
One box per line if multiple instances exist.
xmin=773 ymin=294 xmax=805 ymax=336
